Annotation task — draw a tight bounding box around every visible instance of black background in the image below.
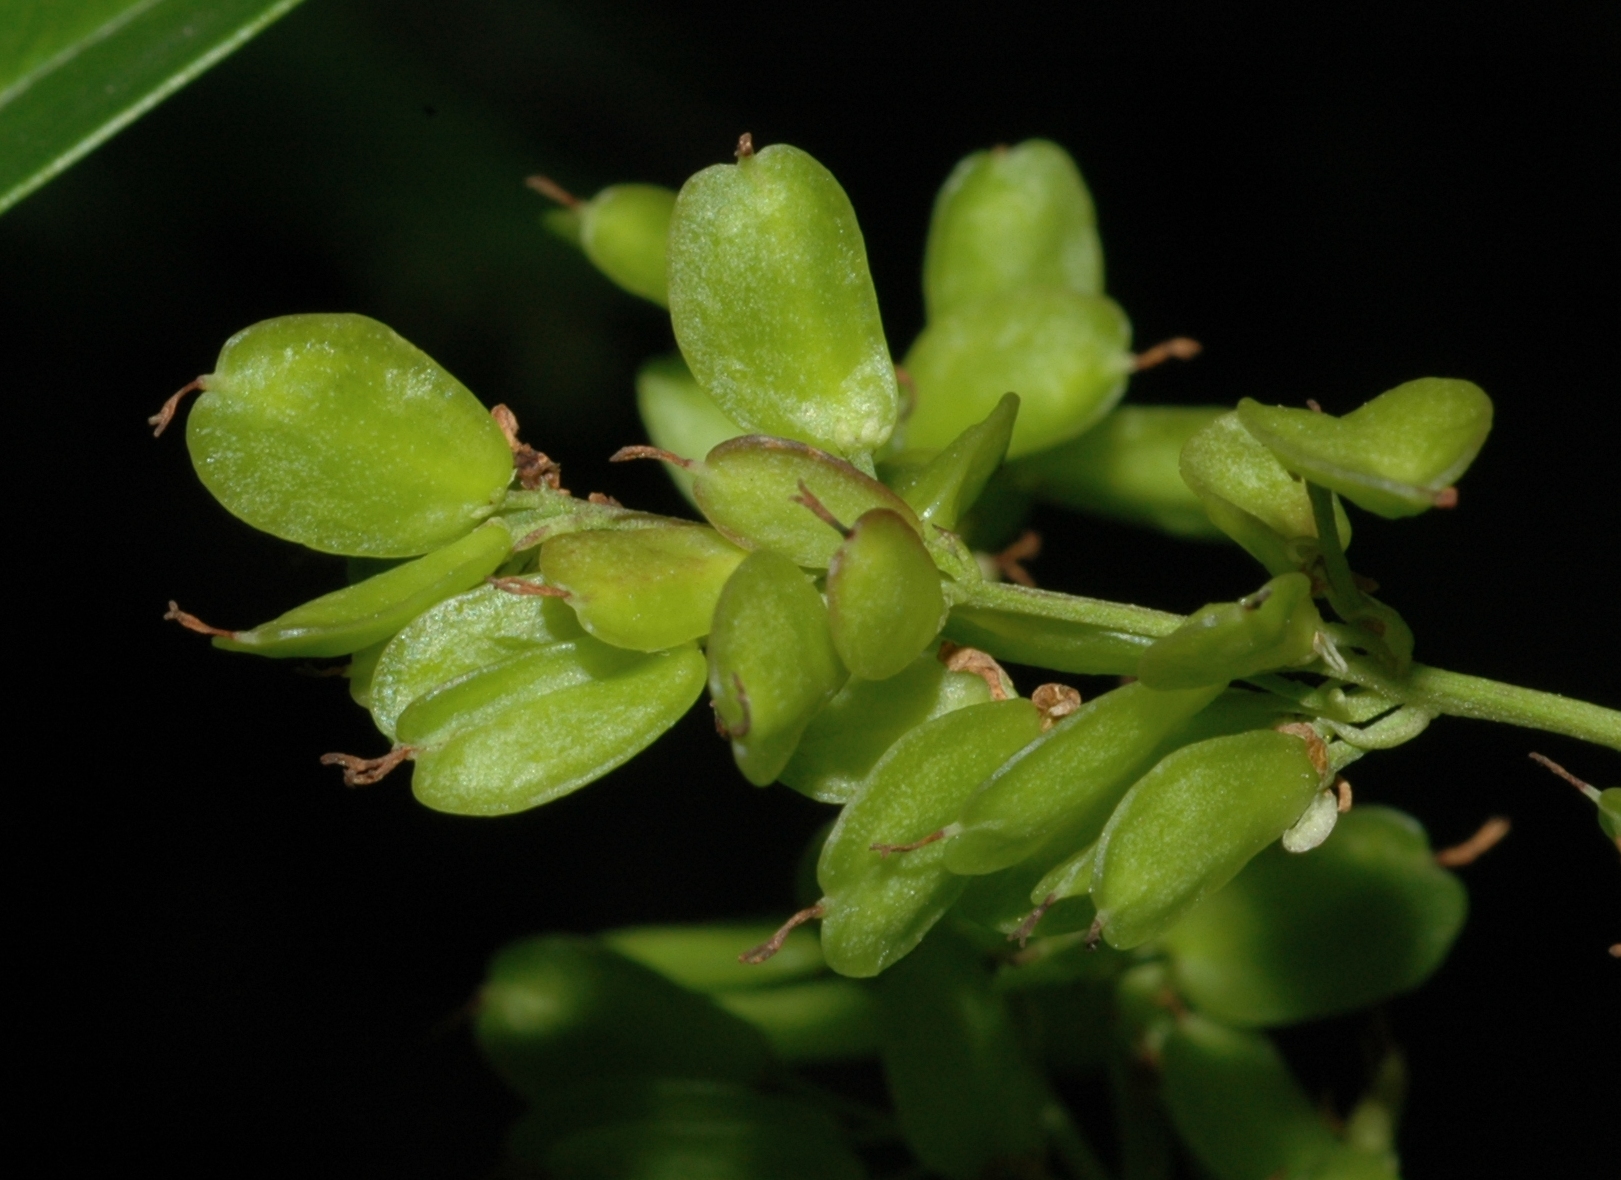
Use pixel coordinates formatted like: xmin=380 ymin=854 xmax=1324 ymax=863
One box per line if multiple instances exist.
xmin=7 ymin=1 xmax=1617 ymax=1175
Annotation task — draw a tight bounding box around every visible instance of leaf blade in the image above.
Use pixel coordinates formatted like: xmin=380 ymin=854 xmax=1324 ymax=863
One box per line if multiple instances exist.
xmin=0 ymin=0 xmax=307 ymax=215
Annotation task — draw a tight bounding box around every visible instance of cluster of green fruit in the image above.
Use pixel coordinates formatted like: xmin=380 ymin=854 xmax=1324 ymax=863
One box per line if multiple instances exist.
xmin=158 ymin=137 xmax=1617 ymax=1179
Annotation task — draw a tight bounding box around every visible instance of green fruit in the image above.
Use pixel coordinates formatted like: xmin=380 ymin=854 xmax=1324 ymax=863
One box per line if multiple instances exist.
xmin=1090 ymin=729 xmax=1327 ymax=950
xmin=1136 ymin=572 xmax=1323 ymax=690
xmin=778 ymin=650 xmax=993 ymax=804
xmin=474 ymin=936 xmax=774 ymax=1101
xmin=707 ymin=551 xmax=846 ymax=785
xmin=922 ymin=138 xmax=1104 ymax=320
xmin=943 ymin=597 xmax=1161 ymax=677
xmin=686 ymin=435 xmax=922 ymax=569
xmin=945 ymin=681 xmax=1225 ymax=877
xmin=635 ymin=354 xmax=744 ymax=506
xmin=1180 ymin=411 xmax=1352 ymax=575
xmin=602 ymin=922 xmax=825 ymax=992
xmin=872 ymin=927 xmax=1048 ymax=1179
xmin=367 ymin=579 xmax=584 ymax=739
xmin=903 ymin=288 xmax=1132 ymax=459
xmin=818 ymin=699 xmax=1044 ymax=977
xmin=825 ymin=509 xmax=947 ymax=680
xmin=668 ymin=141 xmax=899 ymax=457
xmin=207 ymin=520 xmax=512 ymax=659
xmin=184 ymin=314 xmax=513 ymax=556
xmin=1160 ymin=1014 xmax=1340 ymax=1180
xmin=714 ymin=980 xmax=880 ymax=1064
xmin=408 ymin=644 xmax=706 ymax=815
xmin=1237 ymin=378 xmax=1493 ymax=518
xmin=572 ymin=183 xmax=677 ymax=306
xmin=521 ymin=1081 xmax=867 ymax=1180
xmin=1008 ymin=405 xmax=1229 ymax=538
xmin=540 ymin=522 xmax=747 ymax=651
xmin=1162 ymin=806 xmax=1467 ymax=1026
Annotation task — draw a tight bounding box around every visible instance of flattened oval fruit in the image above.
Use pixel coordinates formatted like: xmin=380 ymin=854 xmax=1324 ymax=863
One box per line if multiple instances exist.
xmin=1090 ymin=729 xmax=1326 ymax=950
xmin=540 ymin=523 xmax=747 ymax=651
xmin=923 ymin=138 xmax=1104 ymax=320
xmin=707 ymin=550 xmax=846 ymax=785
xmin=903 ymin=288 xmax=1132 ymax=459
xmin=368 ymin=580 xmax=585 ymax=738
xmin=693 ymin=435 xmax=921 ymax=568
xmin=211 ymin=520 xmax=513 ymax=659
xmin=411 ymin=645 xmax=706 ymax=815
xmin=826 ymin=509 xmax=946 ymax=680
xmin=1236 ymin=378 xmax=1493 ymax=519
xmin=668 ymin=142 xmax=899 ymax=457
xmin=185 ymin=314 xmax=513 ymax=556
xmin=1161 ymin=806 xmax=1466 ymax=1026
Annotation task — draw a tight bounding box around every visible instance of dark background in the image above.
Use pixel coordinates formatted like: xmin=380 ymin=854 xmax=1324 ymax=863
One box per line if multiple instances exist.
xmin=8 ymin=1 xmax=1617 ymax=1175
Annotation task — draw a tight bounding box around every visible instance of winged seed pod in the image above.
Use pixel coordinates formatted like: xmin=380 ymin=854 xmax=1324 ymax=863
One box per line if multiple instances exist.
xmin=668 ymin=141 xmax=899 ymax=458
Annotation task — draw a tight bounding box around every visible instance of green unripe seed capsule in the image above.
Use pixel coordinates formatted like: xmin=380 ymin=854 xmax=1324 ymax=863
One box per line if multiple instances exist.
xmin=634 ymin=354 xmax=743 ymax=506
xmin=826 ymin=509 xmax=947 ymax=680
xmin=1008 ymin=405 xmax=1229 ymax=538
xmin=923 ymin=139 xmax=1104 ymax=320
xmin=903 ymin=288 xmax=1132 ymax=459
xmin=779 ymin=651 xmax=993 ymax=804
xmin=1236 ymin=378 xmax=1493 ymax=518
xmin=602 ymin=922 xmax=825 ymax=992
xmin=872 ymin=927 xmax=1049 ymax=1180
xmin=1090 ymin=728 xmax=1328 ymax=950
xmin=1162 ymin=806 xmax=1467 ymax=1027
xmin=573 ymin=183 xmax=677 ymax=306
xmin=1160 ymin=1014 xmax=1341 ymax=1180
xmin=708 ymin=551 xmax=846 ymax=785
xmin=676 ymin=434 xmax=922 ymax=568
xmin=394 ymin=637 xmax=642 ymax=747
xmin=882 ymin=392 xmax=1019 ymax=531
xmin=1600 ymin=788 xmax=1621 ymax=843
xmin=1136 ymin=573 xmax=1322 ymax=690
xmin=207 ymin=520 xmax=512 ymax=659
xmin=946 ymin=681 xmax=1226 ymax=877
xmin=519 ymin=1080 xmax=866 ymax=1180
xmin=474 ymin=935 xmax=773 ymax=1102
xmin=183 ymin=314 xmax=514 ymax=557
xmin=714 ymin=979 xmax=881 ymax=1064
xmin=539 ymin=522 xmax=747 ymax=652
xmin=409 ymin=644 xmax=706 ymax=815
xmin=668 ymin=141 xmax=899 ymax=457
xmin=818 ymin=699 xmax=1044 ymax=977
xmin=367 ymin=580 xmax=584 ymax=739
xmin=1180 ymin=411 xmax=1352 ymax=575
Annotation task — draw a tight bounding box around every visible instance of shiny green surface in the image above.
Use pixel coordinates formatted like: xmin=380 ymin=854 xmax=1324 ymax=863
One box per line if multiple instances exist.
xmin=826 ymin=509 xmax=946 ymax=680
xmin=707 ymin=551 xmax=845 ymax=785
xmin=903 ymin=287 xmax=1132 ymax=458
xmin=921 ymin=138 xmax=1103 ymax=320
xmin=186 ymin=314 xmax=514 ymax=556
xmin=669 ymin=143 xmax=898 ymax=457
xmin=1163 ymin=806 xmax=1466 ymax=1026
xmin=541 ymin=523 xmax=746 ymax=651
xmin=1238 ymin=378 xmax=1493 ymax=518
xmin=1091 ymin=730 xmax=1325 ymax=949
xmin=212 ymin=520 xmax=511 ymax=658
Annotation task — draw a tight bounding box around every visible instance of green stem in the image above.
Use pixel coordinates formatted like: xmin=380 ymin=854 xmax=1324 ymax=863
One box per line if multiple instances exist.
xmin=953 ymin=577 xmax=1621 ymax=752
xmin=1306 ymin=480 xmax=1368 ymax=621
xmin=1338 ymin=657 xmax=1621 ymax=752
xmin=955 ymin=580 xmax=1185 ymax=639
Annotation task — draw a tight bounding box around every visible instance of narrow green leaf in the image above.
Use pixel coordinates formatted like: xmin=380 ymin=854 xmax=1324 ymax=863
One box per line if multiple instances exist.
xmin=0 ymin=0 xmax=307 ymax=215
